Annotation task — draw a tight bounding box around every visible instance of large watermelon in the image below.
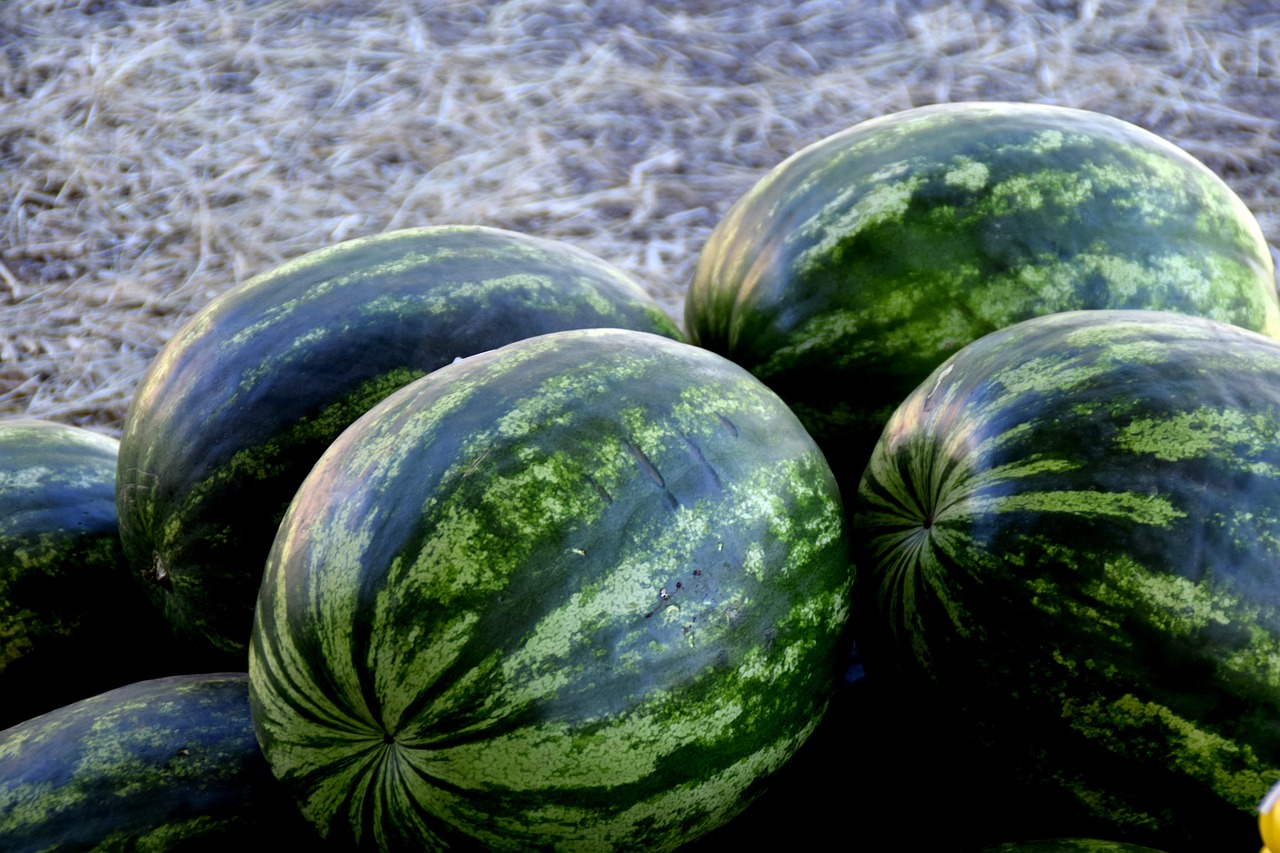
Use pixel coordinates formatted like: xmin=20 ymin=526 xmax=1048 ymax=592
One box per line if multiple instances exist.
xmin=116 ymin=225 xmax=683 ymax=664
xmin=853 ymin=310 xmax=1280 ymax=851
xmin=685 ymin=101 xmax=1280 ymax=490
xmin=0 ymin=673 xmax=318 ymax=851
xmin=249 ymin=328 xmax=853 ymax=852
xmin=0 ymin=418 xmax=180 ymax=728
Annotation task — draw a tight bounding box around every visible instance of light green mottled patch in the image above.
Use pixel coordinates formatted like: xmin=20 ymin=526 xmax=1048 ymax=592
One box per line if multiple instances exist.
xmin=1064 ymin=692 xmax=1274 ymax=810
xmin=0 ymin=465 xmax=53 ymax=491
xmin=1089 ymin=554 xmax=1280 ymax=691
xmin=1030 ymin=128 xmax=1066 ymax=152
xmin=986 ymin=174 xmax=1045 ymax=214
xmin=430 ymin=696 xmax=745 ymax=791
xmin=793 ymin=175 xmax=927 ymax=273
xmin=447 ymin=716 xmax=816 ymax=853
xmin=1219 ymin=508 xmax=1280 ymax=557
xmin=992 ymin=355 xmax=1110 ymax=398
xmin=978 ymin=259 xmax=1082 ymax=318
xmin=408 ymin=500 xmax=509 ymax=599
xmin=966 ymin=454 xmax=1082 ymax=493
xmin=943 ymin=156 xmax=990 ymax=192
xmin=1116 ymin=407 xmax=1280 ymax=476
xmin=1092 ymin=555 xmax=1230 ymax=637
xmin=667 ymin=375 xmax=786 ymax=434
xmin=1058 ymin=315 xmax=1203 ymax=349
xmin=575 ymin=276 xmax=618 ymax=315
xmin=1085 ymin=252 xmax=1165 ymax=300
xmin=971 ymin=489 xmax=1185 ymax=528
xmin=866 ymin=158 xmax=915 ymax=184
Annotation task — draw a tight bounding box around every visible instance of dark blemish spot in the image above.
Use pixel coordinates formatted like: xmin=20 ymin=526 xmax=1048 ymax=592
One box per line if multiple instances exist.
xmin=718 ymin=414 xmax=739 ymax=437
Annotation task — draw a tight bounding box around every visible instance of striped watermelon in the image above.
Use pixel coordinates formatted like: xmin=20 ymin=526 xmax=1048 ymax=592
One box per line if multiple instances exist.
xmin=0 ymin=673 xmax=317 ymax=851
xmin=685 ymin=101 xmax=1280 ymax=491
xmin=249 ymin=328 xmax=853 ymax=852
xmin=854 ymin=310 xmax=1280 ymax=851
xmin=116 ymin=225 xmax=683 ymax=664
xmin=0 ymin=419 xmax=179 ymax=728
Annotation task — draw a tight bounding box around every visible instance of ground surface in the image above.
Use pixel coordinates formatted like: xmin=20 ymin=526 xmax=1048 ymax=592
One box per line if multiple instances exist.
xmin=2 ymin=0 xmax=1279 ymax=432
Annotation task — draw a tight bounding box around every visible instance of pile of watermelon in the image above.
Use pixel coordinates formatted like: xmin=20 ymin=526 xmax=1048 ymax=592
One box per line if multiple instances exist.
xmin=2 ymin=102 xmax=1279 ymax=853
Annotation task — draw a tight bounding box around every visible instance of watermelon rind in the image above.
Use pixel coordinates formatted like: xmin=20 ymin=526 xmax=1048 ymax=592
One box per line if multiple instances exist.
xmin=116 ymin=224 xmax=684 ymax=664
xmin=249 ymin=327 xmax=853 ymax=852
xmin=854 ymin=309 xmax=1280 ymax=851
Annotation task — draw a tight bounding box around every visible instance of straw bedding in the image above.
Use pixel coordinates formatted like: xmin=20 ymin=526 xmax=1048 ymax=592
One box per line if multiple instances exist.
xmin=2 ymin=0 xmax=1278 ymax=434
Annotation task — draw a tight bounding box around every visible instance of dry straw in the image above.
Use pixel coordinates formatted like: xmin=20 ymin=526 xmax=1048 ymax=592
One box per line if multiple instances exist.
xmin=2 ymin=0 xmax=1277 ymax=433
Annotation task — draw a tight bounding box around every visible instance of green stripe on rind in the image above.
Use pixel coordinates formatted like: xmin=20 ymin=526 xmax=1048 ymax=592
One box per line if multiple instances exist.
xmin=0 ymin=674 xmax=314 ymax=852
xmin=117 ymin=225 xmax=684 ymax=662
xmin=854 ymin=309 xmax=1280 ymax=847
xmin=686 ymin=101 xmax=1280 ymax=494
xmin=250 ymin=328 xmax=852 ymax=852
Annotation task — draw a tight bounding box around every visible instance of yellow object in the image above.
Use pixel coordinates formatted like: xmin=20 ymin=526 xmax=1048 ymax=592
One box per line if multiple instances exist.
xmin=1259 ymin=776 xmax=1280 ymax=853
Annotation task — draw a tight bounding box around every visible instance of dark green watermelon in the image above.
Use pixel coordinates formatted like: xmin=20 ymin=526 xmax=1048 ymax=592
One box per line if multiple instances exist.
xmin=685 ymin=101 xmax=1280 ymax=493
xmin=854 ymin=309 xmax=1280 ymax=852
xmin=249 ymin=328 xmax=853 ymax=852
xmin=116 ymin=225 xmax=683 ymax=665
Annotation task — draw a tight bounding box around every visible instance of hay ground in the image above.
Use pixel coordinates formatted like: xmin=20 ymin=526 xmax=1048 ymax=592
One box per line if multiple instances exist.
xmin=2 ymin=0 xmax=1278 ymax=435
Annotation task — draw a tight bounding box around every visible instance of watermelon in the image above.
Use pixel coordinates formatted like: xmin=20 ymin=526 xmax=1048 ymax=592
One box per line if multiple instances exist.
xmin=116 ymin=225 xmax=683 ymax=664
xmin=0 ymin=418 xmax=180 ymax=729
xmin=0 ymin=673 xmax=318 ymax=852
xmin=248 ymin=328 xmax=853 ymax=852
xmin=684 ymin=101 xmax=1280 ymax=491
xmin=853 ymin=309 xmax=1280 ymax=851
